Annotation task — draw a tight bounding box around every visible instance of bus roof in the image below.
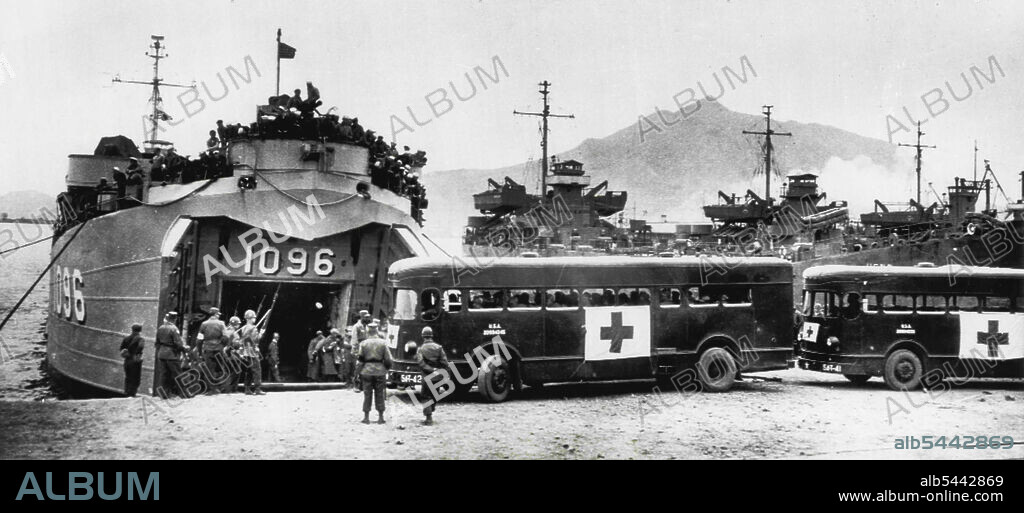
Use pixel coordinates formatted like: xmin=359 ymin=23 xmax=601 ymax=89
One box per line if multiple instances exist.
xmin=389 ymin=256 xmax=792 ymax=289
xmin=803 ymin=265 xmax=1024 ymax=294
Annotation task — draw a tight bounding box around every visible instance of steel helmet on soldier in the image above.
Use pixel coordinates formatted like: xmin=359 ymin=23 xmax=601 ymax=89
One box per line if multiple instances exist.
xmin=244 ymin=309 xmax=256 ymax=320
xmin=229 ymin=316 xmax=241 ymax=325
xmin=421 ymin=327 xmax=433 ymax=338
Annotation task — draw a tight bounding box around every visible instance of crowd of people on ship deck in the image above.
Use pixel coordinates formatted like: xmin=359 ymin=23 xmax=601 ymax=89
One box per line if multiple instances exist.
xmin=72 ymin=82 xmax=430 ymax=227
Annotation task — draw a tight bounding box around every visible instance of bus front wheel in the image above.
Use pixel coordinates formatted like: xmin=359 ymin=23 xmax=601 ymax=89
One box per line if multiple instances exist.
xmin=477 ymin=355 xmax=511 ymax=402
xmin=697 ymin=347 xmax=737 ymax=392
xmin=883 ymin=349 xmax=923 ymax=390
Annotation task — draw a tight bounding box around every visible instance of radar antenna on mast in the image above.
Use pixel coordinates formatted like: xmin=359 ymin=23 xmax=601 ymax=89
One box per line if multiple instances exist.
xmin=514 ymin=81 xmax=575 ymax=196
xmin=112 ymin=35 xmax=196 ymax=150
xmin=743 ymin=106 xmax=791 ymax=201
xmin=897 ymin=122 xmax=936 ymax=205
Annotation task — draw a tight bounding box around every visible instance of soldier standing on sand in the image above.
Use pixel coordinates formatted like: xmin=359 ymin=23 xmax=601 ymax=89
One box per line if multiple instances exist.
xmin=237 ymin=310 xmax=266 ymax=395
xmin=350 ymin=310 xmax=372 ymax=392
xmin=153 ymin=312 xmax=188 ymax=398
xmin=415 ymin=327 xmax=449 ymax=425
xmin=197 ymin=307 xmax=228 ymax=393
xmin=357 ymin=320 xmax=392 ymax=424
xmin=119 ymin=323 xmax=145 ymax=397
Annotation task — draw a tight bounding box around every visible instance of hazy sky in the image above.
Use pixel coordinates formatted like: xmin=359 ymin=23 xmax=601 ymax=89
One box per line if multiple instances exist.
xmin=1 ymin=0 xmax=1022 ymax=198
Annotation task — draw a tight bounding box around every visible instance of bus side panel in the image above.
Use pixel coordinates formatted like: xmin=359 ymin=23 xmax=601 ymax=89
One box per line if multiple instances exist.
xmin=544 ymin=309 xmax=582 ymax=358
xmin=446 ymin=310 xmax=544 ymax=364
xmin=752 ymin=284 xmax=793 ymax=352
xmin=518 ymin=308 xmax=581 ymax=383
xmin=687 ymin=305 xmax=754 ymax=352
xmin=651 ymin=304 xmax=687 ymax=351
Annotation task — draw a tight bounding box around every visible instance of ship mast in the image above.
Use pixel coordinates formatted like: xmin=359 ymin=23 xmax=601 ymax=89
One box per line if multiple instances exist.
xmin=112 ymin=35 xmax=195 ymax=147
xmin=973 ymin=140 xmax=978 ymax=181
xmin=514 ymin=81 xmax=574 ymax=196
xmin=743 ymin=105 xmax=791 ymax=201
xmin=897 ymin=122 xmax=935 ymax=204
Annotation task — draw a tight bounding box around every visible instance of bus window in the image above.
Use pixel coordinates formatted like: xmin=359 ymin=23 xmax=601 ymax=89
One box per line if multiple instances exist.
xmin=617 ymin=288 xmax=652 ymax=305
xmin=421 ymin=288 xmax=441 ymax=321
xmin=468 ymin=289 xmax=503 ymax=310
xmin=545 ymin=289 xmax=578 ymax=310
xmin=580 ymin=288 xmax=607 ymax=307
xmin=394 ymin=289 xmax=417 ymax=321
xmin=951 ymin=295 xmax=980 ymax=312
xmin=918 ymin=295 xmax=947 ymax=314
xmin=721 ymin=286 xmax=752 ymax=305
xmin=688 ymin=286 xmax=715 ymax=307
xmin=508 ymin=289 xmax=541 ymax=310
xmin=694 ymin=285 xmax=752 ymax=306
xmin=983 ymin=296 xmax=1011 ymax=312
xmin=881 ymin=294 xmax=914 ymax=313
xmin=864 ymin=294 xmax=881 ymax=314
xmin=659 ymin=287 xmax=682 ymax=307
xmin=443 ymin=290 xmax=462 ymax=313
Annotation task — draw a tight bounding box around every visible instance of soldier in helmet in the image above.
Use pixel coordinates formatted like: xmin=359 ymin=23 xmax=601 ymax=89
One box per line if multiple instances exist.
xmin=119 ymin=323 xmax=145 ymax=397
xmin=415 ymin=326 xmax=449 ymax=425
xmin=153 ymin=312 xmax=188 ymax=398
xmin=222 ymin=316 xmax=243 ymax=393
xmin=356 ymin=319 xmax=392 ymax=424
xmin=350 ymin=310 xmax=372 ymax=392
xmin=197 ymin=307 xmax=229 ymax=393
xmin=237 ymin=310 xmax=265 ymax=395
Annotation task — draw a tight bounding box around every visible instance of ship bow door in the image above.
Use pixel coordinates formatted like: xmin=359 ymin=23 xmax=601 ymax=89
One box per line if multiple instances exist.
xmin=161 ymin=218 xmax=200 ymax=333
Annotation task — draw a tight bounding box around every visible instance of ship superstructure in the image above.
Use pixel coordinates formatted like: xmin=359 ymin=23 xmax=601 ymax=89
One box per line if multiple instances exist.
xmin=463 ymin=82 xmax=631 ymax=254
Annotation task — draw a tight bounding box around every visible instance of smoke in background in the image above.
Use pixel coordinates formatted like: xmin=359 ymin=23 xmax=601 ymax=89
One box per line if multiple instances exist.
xmin=801 ymin=153 xmax=917 ymax=216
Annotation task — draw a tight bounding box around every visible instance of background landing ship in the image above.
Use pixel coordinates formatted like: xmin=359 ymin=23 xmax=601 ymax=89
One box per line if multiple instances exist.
xmin=699 ymin=107 xmax=1023 ymax=293
xmin=462 ymin=81 xmax=634 ymax=256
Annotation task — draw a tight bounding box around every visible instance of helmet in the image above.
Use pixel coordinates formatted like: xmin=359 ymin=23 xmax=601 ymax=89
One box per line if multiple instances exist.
xmin=421 ymin=327 xmax=433 ymax=338
xmin=229 ymin=316 xmax=241 ymax=325
xmin=244 ymin=309 xmax=256 ymax=319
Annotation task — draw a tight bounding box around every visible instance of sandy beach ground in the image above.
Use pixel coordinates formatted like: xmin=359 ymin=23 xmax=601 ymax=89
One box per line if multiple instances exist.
xmin=0 ymin=369 xmax=1020 ymax=460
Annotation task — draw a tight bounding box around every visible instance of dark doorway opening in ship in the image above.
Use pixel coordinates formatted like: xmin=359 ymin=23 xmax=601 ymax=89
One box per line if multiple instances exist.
xmin=219 ymin=280 xmax=350 ymax=383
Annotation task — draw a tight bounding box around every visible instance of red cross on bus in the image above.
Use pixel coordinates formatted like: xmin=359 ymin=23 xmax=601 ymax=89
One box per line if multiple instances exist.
xmin=977 ymin=320 xmax=1009 ymax=358
xmin=600 ymin=311 xmax=634 ymax=353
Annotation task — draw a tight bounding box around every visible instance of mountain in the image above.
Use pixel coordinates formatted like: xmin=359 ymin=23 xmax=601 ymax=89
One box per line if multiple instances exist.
xmin=0 ymin=190 xmax=54 ymax=220
xmin=420 ymin=101 xmax=910 ymax=242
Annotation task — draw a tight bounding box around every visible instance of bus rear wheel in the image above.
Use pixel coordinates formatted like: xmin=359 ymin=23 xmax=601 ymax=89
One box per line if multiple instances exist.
xmin=477 ymin=355 xmax=511 ymax=402
xmin=697 ymin=347 xmax=737 ymax=392
xmin=883 ymin=349 xmax=923 ymax=390
xmin=843 ymin=374 xmax=871 ymax=385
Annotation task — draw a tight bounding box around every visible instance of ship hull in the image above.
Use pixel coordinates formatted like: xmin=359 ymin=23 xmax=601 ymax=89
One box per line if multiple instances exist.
xmin=47 ymin=168 xmax=428 ymax=396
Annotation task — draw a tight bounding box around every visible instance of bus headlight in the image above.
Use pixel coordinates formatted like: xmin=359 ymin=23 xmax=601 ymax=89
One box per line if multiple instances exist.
xmin=827 ymin=336 xmax=840 ymax=349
